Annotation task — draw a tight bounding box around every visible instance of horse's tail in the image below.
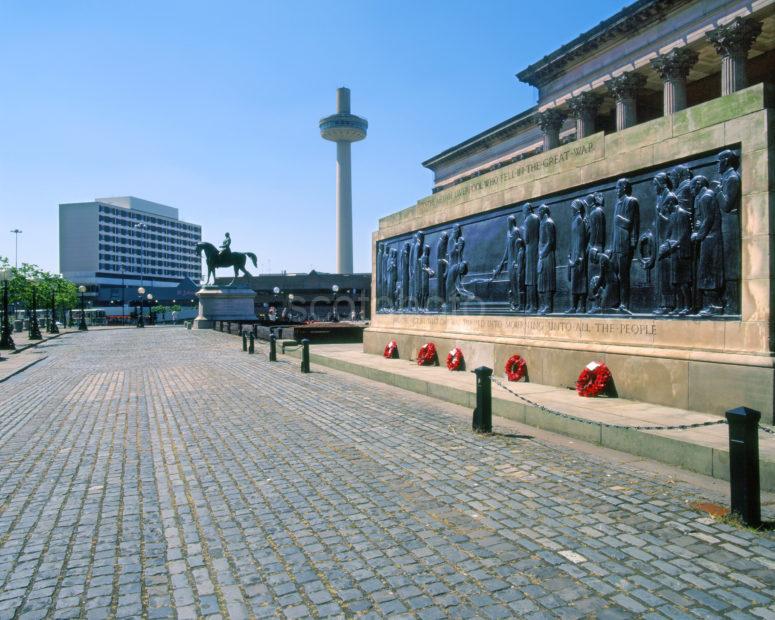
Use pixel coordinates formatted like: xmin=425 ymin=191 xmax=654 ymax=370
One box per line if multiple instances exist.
xmin=246 ymin=252 xmax=257 ymax=267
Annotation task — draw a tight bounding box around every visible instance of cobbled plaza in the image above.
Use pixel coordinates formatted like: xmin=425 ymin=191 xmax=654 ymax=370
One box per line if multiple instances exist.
xmin=0 ymin=328 xmax=773 ymax=619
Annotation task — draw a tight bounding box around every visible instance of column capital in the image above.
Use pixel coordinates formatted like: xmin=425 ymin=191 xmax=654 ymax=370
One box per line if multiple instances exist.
xmin=567 ymin=92 xmax=603 ymax=118
xmin=606 ymin=72 xmax=647 ymax=101
xmin=650 ymin=47 xmax=699 ymax=80
xmin=536 ymin=108 xmax=567 ymax=132
xmin=706 ymin=16 xmax=762 ymax=57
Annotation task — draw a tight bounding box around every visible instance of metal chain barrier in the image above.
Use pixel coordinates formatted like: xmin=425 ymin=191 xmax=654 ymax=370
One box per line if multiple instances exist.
xmin=490 ymin=376 xmax=730 ymax=432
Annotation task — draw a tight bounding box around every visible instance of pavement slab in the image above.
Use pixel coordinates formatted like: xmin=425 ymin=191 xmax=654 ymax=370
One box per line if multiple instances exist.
xmin=0 ymin=328 xmax=774 ymax=618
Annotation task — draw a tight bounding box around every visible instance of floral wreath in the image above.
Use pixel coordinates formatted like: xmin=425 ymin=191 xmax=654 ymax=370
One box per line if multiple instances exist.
xmin=446 ymin=347 xmax=464 ymax=371
xmin=505 ymin=354 xmax=527 ymax=382
xmin=417 ymin=342 xmax=438 ymax=366
xmin=383 ymin=340 xmax=398 ymax=359
xmin=576 ymin=361 xmax=612 ymax=397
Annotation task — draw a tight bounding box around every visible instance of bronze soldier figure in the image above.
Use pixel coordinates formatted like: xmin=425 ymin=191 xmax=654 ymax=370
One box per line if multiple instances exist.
xmin=691 ymin=175 xmax=725 ymax=316
xmin=611 ymin=178 xmax=640 ymax=314
xmin=585 ymin=192 xmax=606 ymax=312
xmin=653 ymin=172 xmax=678 ymax=315
xmin=376 ymin=243 xmax=384 ymax=309
xmin=713 ymin=149 xmax=741 ymax=214
xmin=409 ymin=231 xmax=424 ymax=310
xmin=386 ymin=248 xmax=398 ymax=310
xmin=400 ymin=242 xmax=411 ymax=311
xmin=491 ymin=214 xmax=522 ymax=311
xmin=659 ymin=198 xmax=693 ymax=316
xmin=435 ymin=232 xmax=449 ymax=311
xmin=537 ymin=205 xmax=556 ymax=315
xmin=521 ymin=203 xmax=540 ymax=313
xmin=567 ymin=199 xmax=588 ymax=313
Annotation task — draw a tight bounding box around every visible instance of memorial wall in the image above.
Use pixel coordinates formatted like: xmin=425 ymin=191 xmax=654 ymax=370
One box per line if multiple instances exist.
xmin=365 ymin=84 xmax=775 ymax=420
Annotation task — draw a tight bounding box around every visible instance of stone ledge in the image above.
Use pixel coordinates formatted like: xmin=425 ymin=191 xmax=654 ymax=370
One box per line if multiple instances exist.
xmin=364 ymin=326 xmax=775 ymax=368
xmin=281 ymin=342 xmax=775 ymax=491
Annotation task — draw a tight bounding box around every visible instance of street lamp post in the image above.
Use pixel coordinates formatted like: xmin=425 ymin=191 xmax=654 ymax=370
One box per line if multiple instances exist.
xmin=137 ymin=286 xmax=146 ymax=328
xmin=28 ymin=279 xmax=42 ymax=340
xmin=10 ymin=229 xmax=22 ymax=268
xmin=49 ymin=289 xmax=59 ymax=334
xmin=287 ymin=293 xmax=294 ymax=320
xmin=147 ymin=293 xmax=154 ymax=325
xmin=78 ymin=285 xmax=88 ymax=331
xmin=0 ymin=269 xmax=14 ymax=350
xmin=331 ymin=284 xmax=340 ymax=323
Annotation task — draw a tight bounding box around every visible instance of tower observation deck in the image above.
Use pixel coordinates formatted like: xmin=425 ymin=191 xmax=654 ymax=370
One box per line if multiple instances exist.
xmin=320 ymin=87 xmax=368 ymax=274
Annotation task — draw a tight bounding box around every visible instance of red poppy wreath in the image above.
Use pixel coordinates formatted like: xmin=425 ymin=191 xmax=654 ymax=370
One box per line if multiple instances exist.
xmin=576 ymin=361 xmax=612 ymax=397
xmin=417 ymin=342 xmax=438 ymax=366
xmin=504 ymin=354 xmax=527 ymax=382
xmin=383 ymin=340 xmax=398 ymax=359
xmin=446 ymin=347 xmax=464 ymax=371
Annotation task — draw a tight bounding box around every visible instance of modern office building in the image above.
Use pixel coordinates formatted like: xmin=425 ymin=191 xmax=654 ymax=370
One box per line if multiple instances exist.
xmin=60 ymin=196 xmax=202 ymax=319
xmin=60 ymin=196 xmax=202 ymax=288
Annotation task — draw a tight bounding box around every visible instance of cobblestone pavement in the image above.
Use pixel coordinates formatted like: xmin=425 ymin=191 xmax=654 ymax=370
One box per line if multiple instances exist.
xmin=1 ymin=329 xmax=775 ymax=619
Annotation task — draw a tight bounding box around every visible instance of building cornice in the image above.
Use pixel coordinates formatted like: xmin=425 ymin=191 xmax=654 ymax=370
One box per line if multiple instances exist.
xmin=516 ymin=0 xmax=689 ymax=88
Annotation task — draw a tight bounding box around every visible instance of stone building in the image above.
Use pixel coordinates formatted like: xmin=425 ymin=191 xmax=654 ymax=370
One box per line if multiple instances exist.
xmin=368 ymin=0 xmax=775 ymax=421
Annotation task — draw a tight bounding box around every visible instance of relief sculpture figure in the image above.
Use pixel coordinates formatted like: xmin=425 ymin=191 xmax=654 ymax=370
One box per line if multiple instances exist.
xmin=376 ymin=243 xmax=384 ymax=309
xmin=419 ymin=245 xmax=434 ymax=311
xmin=435 ymin=232 xmax=449 ymax=311
xmin=409 ymin=231 xmax=425 ymax=310
xmin=653 ymin=172 xmax=678 ymax=315
xmin=445 ymin=224 xmax=474 ymax=310
xmin=588 ymin=252 xmax=620 ymax=313
xmin=521 ymin=203 xmax=540 ymax=313
xmin=386 ymin=248 xmax=398 ymax=310
xmin=585 ymin=192 xmax=606 ymax=309
xmin=658 ymin=196 xmax=693 ymax=316
xmin=669 ymin=164 xmax=697 ymax=311
xmin=713 ymin=149 xmax=740 ymax=214
xmin=566 ymin=199 xmax=588 ymax=313
xmin=400 ymin=242 xmax=410 ymax=310
xmin=691 ymin=175 xmax=725 ymax=316
xmin=611 ymin=178 xmax=640 ymax=314
xmin=537 ymin=205 xmax=556 ymax=315
xmin=491 ymin=214 xmax=523 ymax=311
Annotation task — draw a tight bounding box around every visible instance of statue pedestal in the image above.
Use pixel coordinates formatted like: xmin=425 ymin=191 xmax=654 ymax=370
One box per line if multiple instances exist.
xmin=192 ymin=286 xmax=257 ymax=329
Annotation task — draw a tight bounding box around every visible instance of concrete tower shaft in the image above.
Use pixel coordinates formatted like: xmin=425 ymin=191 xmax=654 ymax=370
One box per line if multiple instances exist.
xmin=319 ymin=87 xmax=368 ymax=274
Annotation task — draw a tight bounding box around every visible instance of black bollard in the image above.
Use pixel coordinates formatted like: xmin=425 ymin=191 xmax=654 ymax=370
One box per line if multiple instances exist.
xmin=219 ymin=321 xmax=224 ymax=332
xmin=269 ymin=334 xmax=277 ymax=362
xmin=725 ymin=407 xmax=761 ymax=526
xmin=242 ymin=332 xmax=247 ymax=351
xmin=248 ymin=332 xmax=255 ymax=354
xmin=472 ymin=366 xmax=493 ymax=433
xmin=301 ymin=339 xmax=310 ymax=374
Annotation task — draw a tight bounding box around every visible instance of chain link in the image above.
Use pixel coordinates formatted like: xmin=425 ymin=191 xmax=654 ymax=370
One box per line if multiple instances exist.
xmin=490 ymin=376 xmax=730 ymax=432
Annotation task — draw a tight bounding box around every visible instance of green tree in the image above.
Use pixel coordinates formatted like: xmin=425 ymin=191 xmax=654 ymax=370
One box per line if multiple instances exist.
xmin=0 ymin=257 xmax=79 ymax=312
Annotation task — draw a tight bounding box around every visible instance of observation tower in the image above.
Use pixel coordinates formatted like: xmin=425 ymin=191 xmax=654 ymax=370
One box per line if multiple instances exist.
xmin=319 ymin=87 xmax=368 ymax=274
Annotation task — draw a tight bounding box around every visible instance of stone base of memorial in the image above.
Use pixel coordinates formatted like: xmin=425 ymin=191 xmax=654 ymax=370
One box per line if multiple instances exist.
xmin=368 ymin=84 xmax=775 ymax=423
xmin=191 ymin=286 xmax=257 ymax=329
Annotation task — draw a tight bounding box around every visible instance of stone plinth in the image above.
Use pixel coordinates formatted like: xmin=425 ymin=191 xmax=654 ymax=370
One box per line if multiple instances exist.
xmin=192 ymin=286 xmax=257 ymax=329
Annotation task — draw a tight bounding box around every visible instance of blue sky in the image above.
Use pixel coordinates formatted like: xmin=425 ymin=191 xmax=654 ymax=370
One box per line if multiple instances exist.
xmin=0 ymin=1 xmax=627 ymax=275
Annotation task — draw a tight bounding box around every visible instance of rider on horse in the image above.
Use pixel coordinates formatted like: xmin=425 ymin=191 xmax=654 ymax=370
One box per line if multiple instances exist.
xmin=219 ymin=233 xmax=232 ymax=261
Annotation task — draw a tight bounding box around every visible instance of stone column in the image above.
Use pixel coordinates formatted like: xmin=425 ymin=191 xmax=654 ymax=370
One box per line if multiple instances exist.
xmin=607 ymin=72 xmax=647 ymax=131
xmin=706 ymin=16 xmax=762 ymax=96
xmin=567 ymin=92 xmax=603 ymax=139
xmin=650 ymin=47 xmax=699 ymax=114
xmin=537 ymin=109 xmax=567 ymax=151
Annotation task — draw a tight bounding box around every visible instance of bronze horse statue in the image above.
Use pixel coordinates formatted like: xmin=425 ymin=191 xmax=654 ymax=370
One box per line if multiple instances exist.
xmin=197 ymin=242 xmax=257 ymax=284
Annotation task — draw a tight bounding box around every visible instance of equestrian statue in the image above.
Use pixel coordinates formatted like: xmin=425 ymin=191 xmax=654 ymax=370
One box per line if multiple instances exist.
xmin=197 ymin=232 xmax=257 ymax=285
